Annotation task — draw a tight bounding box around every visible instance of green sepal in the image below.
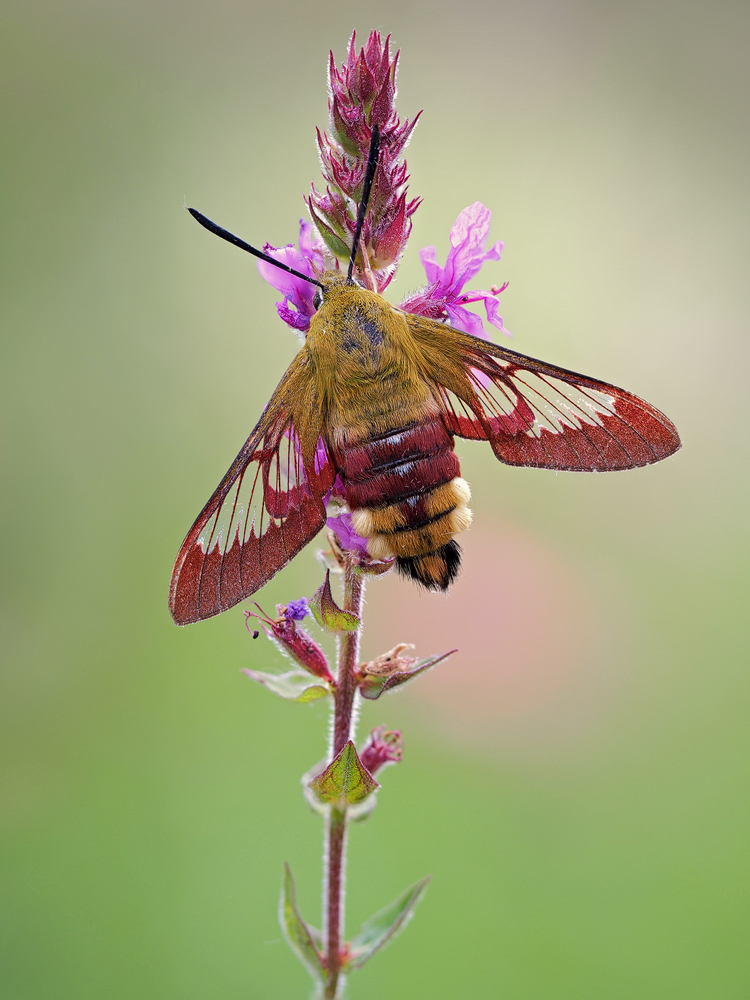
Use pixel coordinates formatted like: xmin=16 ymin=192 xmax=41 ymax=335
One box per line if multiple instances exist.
xmin=309 ymin=571 xmax=361 ymax=634
xmin=359 ymin=650 xmax=456 ymax=700
xmin=279 ymin=863 xmax=324 ymax=980
xmin=308 ymin=203 xmax=351 ymax=260
xmin=243 ymin=668 xmax=329 ymax=703
xmin=309 ymin=740 xmax=378 ymax=807
xmin=345 ymin=876 xmax=432 ymax=970
xmin=331 ymin=100 xmax=361 ymax=157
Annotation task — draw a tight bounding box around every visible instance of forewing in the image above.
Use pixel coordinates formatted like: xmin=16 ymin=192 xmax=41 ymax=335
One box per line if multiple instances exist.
xmin=407 ymin=316 xmax=680 ymax=471
xmin=170 ymin=407 xmax=334 ymax=625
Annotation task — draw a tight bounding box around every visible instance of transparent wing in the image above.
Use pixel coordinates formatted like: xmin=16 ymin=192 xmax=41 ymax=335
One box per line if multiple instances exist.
xmin=170 ymin=407 xmax=334 ymax=625
xmin=407 ymin=316 xmax=681 ymax=471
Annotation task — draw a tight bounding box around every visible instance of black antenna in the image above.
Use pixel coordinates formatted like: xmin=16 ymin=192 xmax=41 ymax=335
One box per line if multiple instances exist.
xmin=187 ymin=208 xmax=325 ymax=289
xmin=347 ymin=125 xmax=381 ymax=283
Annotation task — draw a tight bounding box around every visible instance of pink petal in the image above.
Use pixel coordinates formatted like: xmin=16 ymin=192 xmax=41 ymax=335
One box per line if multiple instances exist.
xmin=484 ymin=239 xmax=504 ymax=262
xmin=257 ymin=244 xmax=315 ymax=302
xmin=276 ymin=299 xmax=311 ymax=332
xmin=297 ymin=219 xmax=325 ymax=269
xmin=443 ymin=202 xmax=502 ymax=290
xmin=326 ymin=511 xmax=370 ymax=554
xmin=445 ymin=302 xmax=486 ymax=337
xmin=449 ymin=201 xmax=492 ymax=250
xmin=471 ymin=290 xmax=510 ymax=337
xmin=418 ymin=245 xmax=442 ymax=284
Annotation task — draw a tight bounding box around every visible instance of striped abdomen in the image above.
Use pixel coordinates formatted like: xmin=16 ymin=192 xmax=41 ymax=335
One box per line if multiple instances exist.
xmin=337 ymin=415 xmax=472 ymax=589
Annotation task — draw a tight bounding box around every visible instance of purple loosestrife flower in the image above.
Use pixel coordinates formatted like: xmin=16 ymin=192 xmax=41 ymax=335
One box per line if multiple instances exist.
xmin=256 ymin=202 xmax=508 ymax=341
xmin=324 ymin=477 xmax=370 ymax=555
xmin=323 ymin=479 xmax=397 ymax=574
xmin=284 ymin=598 xmax=310 ymax=622
xmin=256 ymin=220 xmax=324 ymax=333
xmin=400 ymin=201 xmax=510 ymax=339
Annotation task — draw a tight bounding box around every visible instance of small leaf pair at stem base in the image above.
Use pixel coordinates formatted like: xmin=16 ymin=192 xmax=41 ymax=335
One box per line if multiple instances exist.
xmin=280 ymin=863 xmax=324 ymax=983
xmin=345 ymin=876 xmax=432 ymax=970
xmin=280 ymin=864 xmax=431 ymax=982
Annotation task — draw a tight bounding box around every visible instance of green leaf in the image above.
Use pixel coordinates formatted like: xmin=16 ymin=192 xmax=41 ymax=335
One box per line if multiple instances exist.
xmin=242 ymin=668 xmax=329 ymax=703
xmin=279 ymin=863 xmax=324 ymax=980
xmin=309 ymin=741 xmax=379 ymax=807
xmin=359 ymin=650 xmax=456 ymax=700
xmin=308 ymin=571 xmax=361 ymax=633
xmin=346 ymin=876 xmax=432 ymax=970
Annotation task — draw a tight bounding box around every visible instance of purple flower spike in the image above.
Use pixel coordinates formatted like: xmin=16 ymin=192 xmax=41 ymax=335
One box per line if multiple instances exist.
xmin=285 ymin=598 xmax=310 ymax=622
xmin=256 ymin=220 xmax=324 ymax=334
xmin=401 ymin=202 xmax=510 ymax=339
xmin=307 ymin=31 xmax=422 ymax=290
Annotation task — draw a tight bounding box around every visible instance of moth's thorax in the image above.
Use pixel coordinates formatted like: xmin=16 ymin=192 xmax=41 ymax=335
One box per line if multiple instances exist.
xmin=308 ymin=281 xmax=398 ymax=351
xmin=305 ymin=280 xmax=435 ymax=442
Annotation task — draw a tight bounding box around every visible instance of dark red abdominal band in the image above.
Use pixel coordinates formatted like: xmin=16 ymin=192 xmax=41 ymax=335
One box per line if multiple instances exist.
xmin=337 ymin=418 xmax=459 ymax=515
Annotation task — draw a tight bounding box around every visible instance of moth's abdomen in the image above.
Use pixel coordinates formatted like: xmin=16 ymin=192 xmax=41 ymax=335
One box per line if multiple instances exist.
xmin=338 ymin=417 xmax=472 ymax=590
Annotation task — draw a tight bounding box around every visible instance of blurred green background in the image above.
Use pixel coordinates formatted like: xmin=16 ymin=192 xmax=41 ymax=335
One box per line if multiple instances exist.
xmin=2 ymin=1 xmax=748 ymax=997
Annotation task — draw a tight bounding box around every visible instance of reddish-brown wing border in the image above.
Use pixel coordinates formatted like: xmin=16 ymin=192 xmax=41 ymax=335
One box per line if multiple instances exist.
xmin=169 ymin=399 xmax=334 ymax=625
xmin=409 ymin=317 xmax=681 ymax=471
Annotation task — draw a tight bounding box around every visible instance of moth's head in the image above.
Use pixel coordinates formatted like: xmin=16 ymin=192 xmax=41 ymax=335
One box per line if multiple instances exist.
xmin=313 ymin=270 xmax=366 ymax=311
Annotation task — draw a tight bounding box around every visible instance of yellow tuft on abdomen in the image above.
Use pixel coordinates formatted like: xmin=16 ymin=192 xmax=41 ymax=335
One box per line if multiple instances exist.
xmin=361 ymin=477 xmax=472 ymax=560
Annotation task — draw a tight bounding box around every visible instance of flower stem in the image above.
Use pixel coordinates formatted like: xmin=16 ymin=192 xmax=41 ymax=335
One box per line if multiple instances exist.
xmin=332 ymin=563 xmax=364 ymax=758
xmin=324 ymin=806 xmax=347 ymax=999
xmin=324 ymin=558 xmax=365 ymax=999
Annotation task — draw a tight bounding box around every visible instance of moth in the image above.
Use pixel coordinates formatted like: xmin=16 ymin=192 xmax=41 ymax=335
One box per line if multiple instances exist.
xmin=170 ymin=133 xmax=680 ymax=626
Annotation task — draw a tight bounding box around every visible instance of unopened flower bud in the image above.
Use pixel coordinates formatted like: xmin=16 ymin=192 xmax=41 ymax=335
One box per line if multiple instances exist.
xmin=360 ymin=727 xmax=403 ymax=775
xmin=244 ymin=604 xmax=333 ymax=683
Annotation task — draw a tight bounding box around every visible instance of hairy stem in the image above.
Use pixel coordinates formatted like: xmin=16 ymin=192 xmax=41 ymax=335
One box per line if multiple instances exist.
xmin=332 ymin=563 xmax=365 ymax=758
xmin=324 ymin=806 xmax=347 ymax=999
xmin=324 ymin=558 xmax=365 ymax=999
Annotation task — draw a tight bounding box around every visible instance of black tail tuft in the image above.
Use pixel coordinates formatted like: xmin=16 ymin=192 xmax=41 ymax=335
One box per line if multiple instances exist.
xmin=396 ymin=540 xmax=462 ymax=591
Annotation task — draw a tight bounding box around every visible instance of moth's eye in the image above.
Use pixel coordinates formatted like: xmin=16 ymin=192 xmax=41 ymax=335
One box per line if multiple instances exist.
xmin=313 ymin=288 xmax=323 ymax=310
